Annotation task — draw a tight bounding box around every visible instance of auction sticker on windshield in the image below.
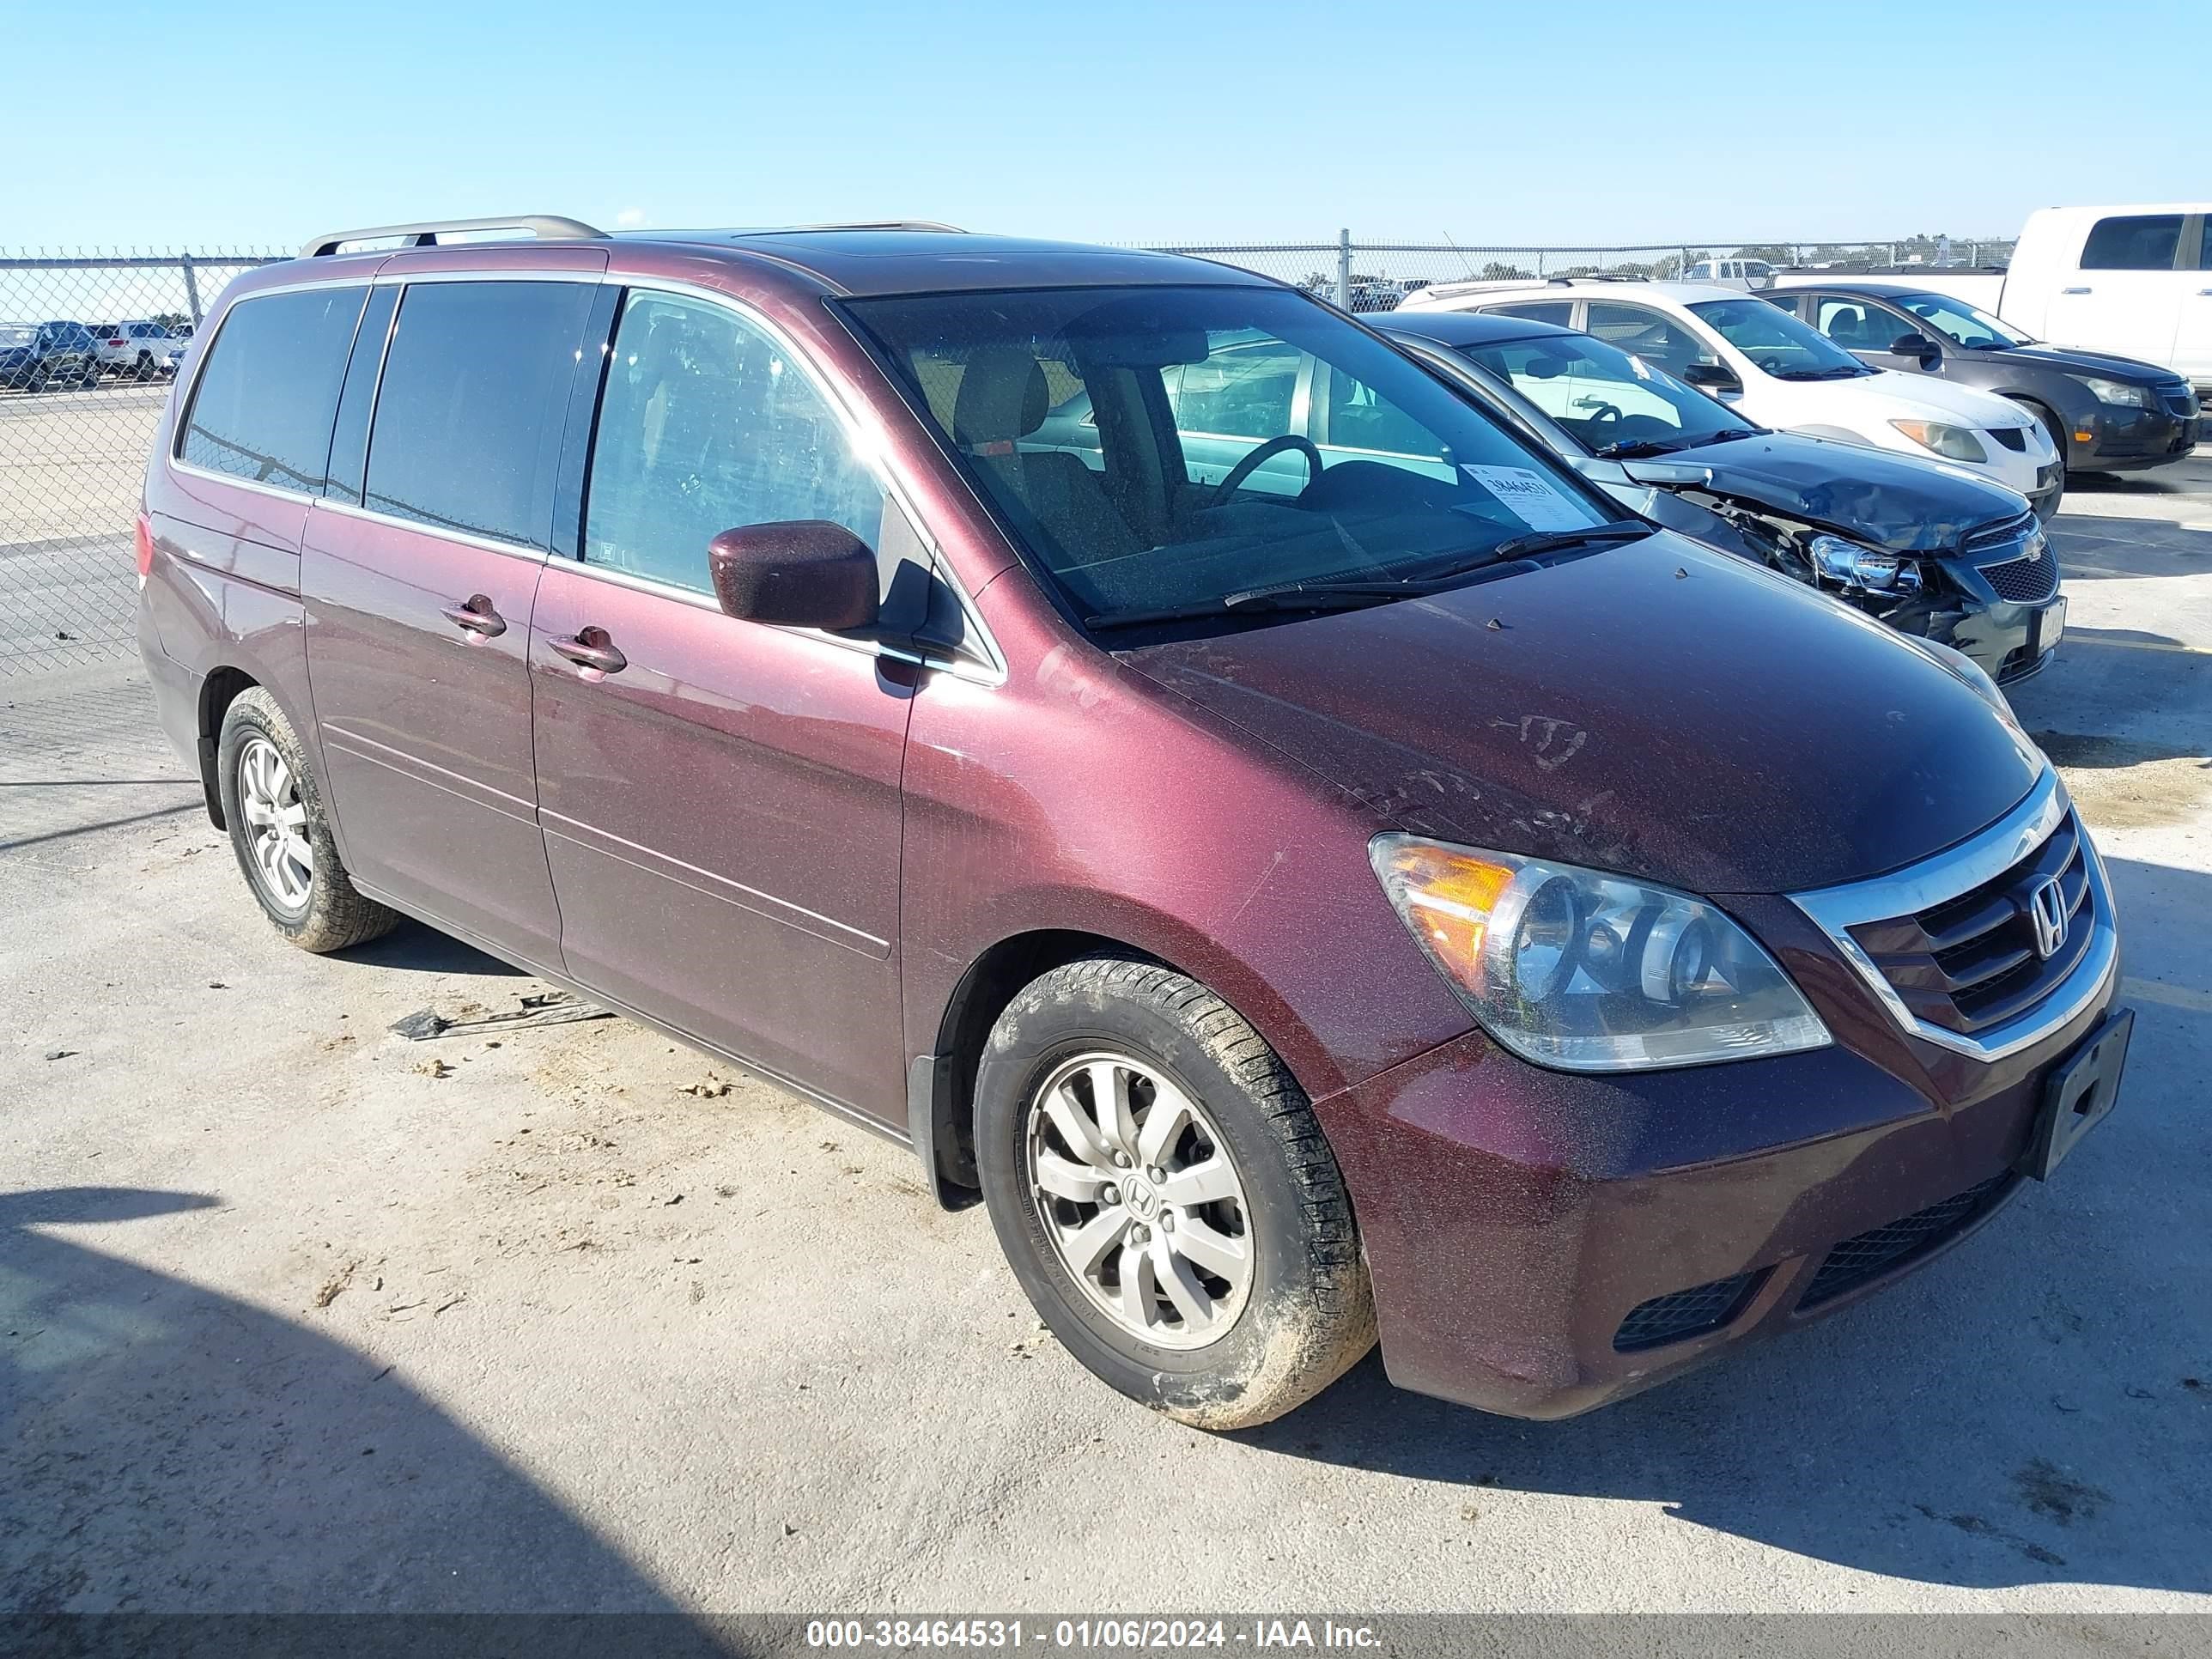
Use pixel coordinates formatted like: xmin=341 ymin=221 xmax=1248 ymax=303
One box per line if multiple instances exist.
xmin=1461 ymin=465 xmax=1586 ymax=532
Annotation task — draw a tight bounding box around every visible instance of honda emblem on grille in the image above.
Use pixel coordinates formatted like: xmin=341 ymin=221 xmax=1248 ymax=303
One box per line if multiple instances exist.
xmin=2028 ymin=875 xmax=2069 ymax=960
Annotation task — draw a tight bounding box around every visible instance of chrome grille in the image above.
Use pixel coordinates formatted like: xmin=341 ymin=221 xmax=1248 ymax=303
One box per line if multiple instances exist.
xmin=1979 ymin=541 xmax=2061 ymax=604
xmin=1845 ymin=810 xmax=2094 ymax=1037
xmin=1961 ymin=512 xmax=2037 ymax=555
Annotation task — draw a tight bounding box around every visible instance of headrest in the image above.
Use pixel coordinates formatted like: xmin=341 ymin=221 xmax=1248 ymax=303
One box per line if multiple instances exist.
xmin=952 ymin=346 xmax=1049 ymax=453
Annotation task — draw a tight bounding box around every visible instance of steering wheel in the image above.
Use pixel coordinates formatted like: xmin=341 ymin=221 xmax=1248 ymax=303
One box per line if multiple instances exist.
xmin=1580 ymin=401 xmax=1623 ymax=426
xmin=1214 ymin=434 xmax=1322 ymax=503
xmin=1756 ymin=355 xmax=1789 ymax=375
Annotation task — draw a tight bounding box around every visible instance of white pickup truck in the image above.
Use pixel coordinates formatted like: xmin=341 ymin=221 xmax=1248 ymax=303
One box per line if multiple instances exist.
xmin=1823 ymin=205 xmax=2212 ymax=393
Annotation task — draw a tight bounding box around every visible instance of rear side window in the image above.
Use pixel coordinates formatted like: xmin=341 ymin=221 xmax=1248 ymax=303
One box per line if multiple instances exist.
xmin=1487 ymin=301 xmax=1573 ymax=326
xmin=364 ymin=280 xmax=595 ymax=548
xmin=179 ymin=286 xmax=367 ymax=492
xmin=2079 ymin=215 xmax=2184 ymax=270
xmin=582 ymin=289 xmax=886 ymax=594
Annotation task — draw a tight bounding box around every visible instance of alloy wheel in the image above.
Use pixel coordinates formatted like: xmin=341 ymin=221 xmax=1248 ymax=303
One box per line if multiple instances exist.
xmin=1025 ymin=1050 xmax=1253 ymax=1350
xmin=237 ymin=735 xmax=313 ymax=911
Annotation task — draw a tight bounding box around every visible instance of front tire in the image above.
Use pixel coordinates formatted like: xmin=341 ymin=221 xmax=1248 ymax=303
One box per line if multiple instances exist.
xmin=216 ymin=688 xmax=398 ymax=953
xmin=975 ymin=956 xmax=1375 ymax=1430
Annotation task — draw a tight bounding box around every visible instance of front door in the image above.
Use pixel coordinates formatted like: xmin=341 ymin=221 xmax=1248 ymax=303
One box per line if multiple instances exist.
xmin=529 ymin=286 xmax=915 ymax=1120
xmin=302 ymin=274 xmax=600 ymax=968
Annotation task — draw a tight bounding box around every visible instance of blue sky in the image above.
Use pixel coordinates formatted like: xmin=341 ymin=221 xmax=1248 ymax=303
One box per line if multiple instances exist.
xmin=7 ymin=0 xmax=2206 ymax=252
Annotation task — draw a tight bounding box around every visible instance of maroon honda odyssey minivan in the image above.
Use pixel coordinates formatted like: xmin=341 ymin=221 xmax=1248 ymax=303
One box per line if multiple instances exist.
xmin=137 ymin=216 xmax=2130 ymax=1428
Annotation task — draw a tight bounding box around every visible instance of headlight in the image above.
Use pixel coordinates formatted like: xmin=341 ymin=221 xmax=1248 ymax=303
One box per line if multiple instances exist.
xmin=1808 ymin=533 xmax=1921 ymax=592
xmin=1890 ymin=419 xmax=1989 ymax=463
xmin=2069 ymin=374 xmax=2148 ymax=409
xmin=1369 ymin=836 xmax=1832 ymax=1072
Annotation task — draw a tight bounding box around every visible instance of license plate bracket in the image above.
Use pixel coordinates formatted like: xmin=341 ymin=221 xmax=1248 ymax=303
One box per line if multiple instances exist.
xmin=2033 ymin=595 xmax=2068 ymax=657
xmin=2017 ymin=1006 xmax=2131 ymax=1182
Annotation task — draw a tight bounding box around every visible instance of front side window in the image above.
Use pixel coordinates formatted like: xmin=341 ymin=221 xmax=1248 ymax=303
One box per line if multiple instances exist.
xmin=1456 ymin=331 xmax=1754 ymax=457
xmin=179 ymin=285 xmax=368 ymax=491
xmin=1688 ymin=297 xmax=1870 ymax=380
xmin=1583 ymin=303 xmax=1716 ymax=377
xmin=1165 ymin=336 xmax=1298 ymax=438
xmin=583 ymin=290 xmax=887 ymax=596
xmin=2080 ymin=215 xmax=2183 ymax=270
xmin=1813 ymin=297 xmax=1916 ymax=352
xmin=847 ymin=284 xmax=1626 ymax=630
xmin=363 ymin=280 xmax=595 ymax=547
xmin=1891 ymin=291 xmax=2031 ymax=349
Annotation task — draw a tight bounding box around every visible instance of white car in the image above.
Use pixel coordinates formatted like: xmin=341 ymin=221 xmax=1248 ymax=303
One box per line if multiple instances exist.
xmin=91 ymin=320 xmax=187 ymax=380
xmin=1397 ymin=278 xmax=2063 ymax=516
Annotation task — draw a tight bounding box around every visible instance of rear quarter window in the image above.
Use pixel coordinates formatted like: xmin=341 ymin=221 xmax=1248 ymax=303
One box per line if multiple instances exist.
xmin=179 ymin=286 xmax=368 ymax=493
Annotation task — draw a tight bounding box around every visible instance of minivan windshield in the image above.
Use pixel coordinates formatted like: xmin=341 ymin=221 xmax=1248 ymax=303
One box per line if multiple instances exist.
xmin=1450 ymin=330 xmax=1758 ymax=458
xmin=1689 ymin=298 xmax=1874 ymax=380
xmin=846 ymin=285 xmax=1639 ymax=630
xmin=1893 ymin=292 xmax=2033 ymax=350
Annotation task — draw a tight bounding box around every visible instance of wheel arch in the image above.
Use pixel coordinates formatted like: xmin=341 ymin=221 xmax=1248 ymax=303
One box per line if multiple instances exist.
xmin=911 ymin=921 xmax=1325 ymax=1211
xmin=195 ymin=665 xmax=262 ymax=829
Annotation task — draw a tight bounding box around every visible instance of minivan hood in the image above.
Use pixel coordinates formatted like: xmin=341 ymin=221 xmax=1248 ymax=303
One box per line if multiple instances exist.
xmin=1122 ymin=534 xmax=2043 ymax=896
xmin=1659 ymin=432 xmax=2025 ymax=552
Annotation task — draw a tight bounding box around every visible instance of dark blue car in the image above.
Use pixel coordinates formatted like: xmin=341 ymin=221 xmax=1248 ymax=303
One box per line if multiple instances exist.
xmin=1377 ymin=310 xmax=2068 ymax=684
xmin=0 ymin=320 xmax=102 ymax=392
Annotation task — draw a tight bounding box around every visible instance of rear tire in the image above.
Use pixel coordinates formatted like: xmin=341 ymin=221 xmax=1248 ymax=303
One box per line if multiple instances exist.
xmin=216 ymin=688 xmax=398 ymax=953
xmin=975 ymin=955 xmax=1375 ymax=1430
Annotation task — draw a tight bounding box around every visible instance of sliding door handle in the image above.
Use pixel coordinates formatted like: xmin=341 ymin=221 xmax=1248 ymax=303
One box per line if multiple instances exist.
xmin=549 ymin=629 xmax=627 ymax=675
xmin=441 ymin=596 xmax=507 ymax=638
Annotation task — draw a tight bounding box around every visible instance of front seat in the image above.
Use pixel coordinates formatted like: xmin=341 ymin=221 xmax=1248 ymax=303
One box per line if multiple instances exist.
xmin=951 ymin=346 xmax=1143 ymax=568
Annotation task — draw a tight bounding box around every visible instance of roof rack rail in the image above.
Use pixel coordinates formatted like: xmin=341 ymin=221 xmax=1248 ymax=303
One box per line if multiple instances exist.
xmin=767 ymin=220 xmax=966 ymax=234
xmin=1543 ymin=272 xmax=1649 ymax=286
xmin=300 ymin=215 xmax=607 ymax=259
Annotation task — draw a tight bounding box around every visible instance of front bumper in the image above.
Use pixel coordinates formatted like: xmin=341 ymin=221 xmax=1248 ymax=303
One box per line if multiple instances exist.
xmin=2072 ymin=405 xmax=2198 ymax=472
xmin=1316 ymin=796 xmax=2118 ymax=1419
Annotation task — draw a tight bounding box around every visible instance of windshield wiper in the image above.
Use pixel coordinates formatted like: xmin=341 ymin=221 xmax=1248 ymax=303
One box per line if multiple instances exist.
xmin=1595 ymin=428 xmax=1753 ymax=459
xmin=1775 ymin=365 xmax=1869 ymax=381
xmin=1482 ymin=520 xmax=1653 ymax=563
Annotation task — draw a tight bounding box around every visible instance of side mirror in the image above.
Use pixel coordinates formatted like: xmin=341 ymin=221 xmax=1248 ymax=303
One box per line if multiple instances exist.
xmin=1680 ymin=362 xmax=1741 ymax=393
xmin=708 ymin=521 xmax=880 ymax=630
xmin=1889 ymin=331 xmax=1941 ymax=365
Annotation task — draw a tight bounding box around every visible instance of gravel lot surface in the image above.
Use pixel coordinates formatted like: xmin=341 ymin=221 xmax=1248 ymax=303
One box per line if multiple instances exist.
xmin=3 ymin=459 xmax=2209 ymax=1619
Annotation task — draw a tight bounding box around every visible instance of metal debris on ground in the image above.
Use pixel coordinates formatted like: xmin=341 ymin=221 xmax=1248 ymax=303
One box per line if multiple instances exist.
xmin=389 ymin=988 xmax=612 ymax=1042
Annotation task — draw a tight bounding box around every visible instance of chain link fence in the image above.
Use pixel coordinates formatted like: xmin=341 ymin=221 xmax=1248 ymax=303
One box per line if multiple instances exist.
xmin=1 ymin=251 xmax=284 ymax=676
xmin=0 ymin=234 xmax=2011 ymax=679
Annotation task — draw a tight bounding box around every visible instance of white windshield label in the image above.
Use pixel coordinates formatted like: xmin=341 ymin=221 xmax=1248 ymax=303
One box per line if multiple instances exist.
xmin=1461 ymin=465 xmax=1587 ymax=532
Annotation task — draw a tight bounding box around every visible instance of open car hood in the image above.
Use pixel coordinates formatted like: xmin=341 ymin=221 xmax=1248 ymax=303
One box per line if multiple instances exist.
xmin=1121 ymin=532 xmax=2044 ymax=896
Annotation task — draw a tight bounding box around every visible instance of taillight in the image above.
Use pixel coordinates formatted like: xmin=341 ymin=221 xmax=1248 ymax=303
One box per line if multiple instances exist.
xmin=135 ymin=511 xmax=155 ymax=578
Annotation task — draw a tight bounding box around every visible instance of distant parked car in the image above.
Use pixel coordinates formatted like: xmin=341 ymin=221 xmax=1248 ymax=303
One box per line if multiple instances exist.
xmin=1765 ymin=281 xmax=2199 ymax=477
xmin=1684 ymin=257 xmax=1778 ymax=290
xmin=1398 ymin=278 xmax=2064 ymax=517
xmin=1832 ymin=204 xmax=2212 ymax=393
xmin=0 ymin=321 xmax=102 ymax=392
xmin=1377 ymin=309 xmax=2069 ymax=684
xmin=94 ymin=320 xmax=189 ymax=380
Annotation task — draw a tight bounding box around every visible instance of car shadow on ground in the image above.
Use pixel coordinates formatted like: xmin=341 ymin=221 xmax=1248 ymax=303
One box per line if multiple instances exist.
xmin=340 ymin=919 xmax=526 ymax=977
xmin=1243 ymin=854 xmax=2209 ymax=1596
xmin=0 ymin=1186 xmax=721 ymax=1632
xmin=2051 ymin=513 xmax=2212 ymax=578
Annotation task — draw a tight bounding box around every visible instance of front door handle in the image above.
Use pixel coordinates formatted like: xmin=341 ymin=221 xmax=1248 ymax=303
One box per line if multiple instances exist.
xmin=548 ymin=628 xmax=627 ymax=675
xmin=2062 ymin=286 xmax=2092 ymax=295
xmin=441 ymin=596 xmax=507 ymax=638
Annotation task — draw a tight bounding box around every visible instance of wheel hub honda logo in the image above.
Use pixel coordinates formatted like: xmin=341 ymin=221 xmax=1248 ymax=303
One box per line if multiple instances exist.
xmin=2028 ymin=875 xmax=2069 ymax=960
